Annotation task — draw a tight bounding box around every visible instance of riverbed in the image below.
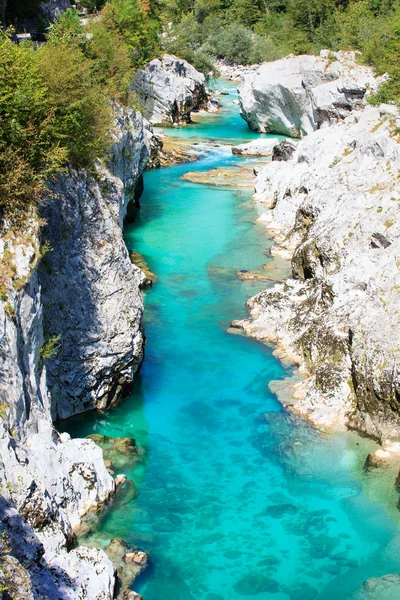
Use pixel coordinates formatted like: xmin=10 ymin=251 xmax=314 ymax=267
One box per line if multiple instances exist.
xmin=64 ymin=81 xmax=400 ymax=600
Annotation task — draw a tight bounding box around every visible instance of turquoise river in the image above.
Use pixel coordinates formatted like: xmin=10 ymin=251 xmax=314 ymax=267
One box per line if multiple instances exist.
xmin=63 ymin=81 xmax=400 ymax=599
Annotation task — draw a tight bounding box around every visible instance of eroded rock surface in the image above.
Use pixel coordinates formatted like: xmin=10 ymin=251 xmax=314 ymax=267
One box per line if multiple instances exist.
xmin=0 ymin=230 xmax=116 ymax=598
xmin=232 ymin=138 xmax=280 ymax=157
xmin=0 ymin=103 xmax=153 ymax=597
xmin=39 ymin=0 xmax=70 ymax=20
xmin=131 ymin=54 xmax=208 ymax=126
xmin=353 ymin=574 xmax=400 ymax=599
xmin=239 ymin=103 xmax=400 ymax=439
xmin=39 ymin=107 xmax=151 ymax=419
xmin=239 ymin=51 xmax=380 ymax=137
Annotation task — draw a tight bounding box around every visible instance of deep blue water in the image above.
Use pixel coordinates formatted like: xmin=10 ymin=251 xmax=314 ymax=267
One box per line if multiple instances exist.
xmin=63 ymin=80 xmax=400 ymax=600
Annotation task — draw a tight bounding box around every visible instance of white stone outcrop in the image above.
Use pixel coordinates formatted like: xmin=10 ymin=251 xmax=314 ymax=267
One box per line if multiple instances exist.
xmin=214 ymin=59 xmax=259 ymax=82
xmin=0 ymin=103 xmax=154 ymax=597
xmin=238 ymin=104 xmax=400 ymax=439
xmin=39 ymin=0 xmax=70 ymax=20
xmin=131 ymin=54 xmax=208 ymax=126
xmin=39 ymin=107 xmax=151 ymax=419
xmin=232 ymin=137 xmax=281 ymax=156
xmin=239 ymin=50 xmax=380 ymax=137
xmin=0 ymin=228 xmax=116 ymax=598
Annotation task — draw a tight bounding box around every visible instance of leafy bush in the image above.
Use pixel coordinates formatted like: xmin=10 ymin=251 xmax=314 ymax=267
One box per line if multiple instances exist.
xmin=0 ymin=30 xmax=112 ymax=224
xmin=0 ymin=33 xmax=60 ymax=223
xmin=208 ymin=23 xmax=253 ymax=63
xmin=38 ymin=42 xmax=112 ymax=167
xmin=101 ymin=0 xmax=159 ymax=68
xmin=40 ymin=335 xmax=61 ymax=360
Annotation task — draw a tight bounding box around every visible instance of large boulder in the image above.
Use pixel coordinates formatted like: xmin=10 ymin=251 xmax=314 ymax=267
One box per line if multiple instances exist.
xmin=239 ymin=50 xmax=379 ymax=137
xmin=131 ymin=54 xmax=208 ymax=126
xmin=231 ymin=137 xmax=280 ymax=156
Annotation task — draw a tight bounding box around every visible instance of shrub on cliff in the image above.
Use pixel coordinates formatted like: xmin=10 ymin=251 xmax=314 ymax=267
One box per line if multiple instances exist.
xmin=0 ymin=32 xmax=112 ymax=224
xmin=38 ymin=42 xmax=112 ymax=167
xmin=101 ymin=0 xmax=159 ymax=68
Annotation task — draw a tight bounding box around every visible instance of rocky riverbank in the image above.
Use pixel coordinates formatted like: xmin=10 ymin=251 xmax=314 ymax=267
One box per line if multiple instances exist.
xmin=0 ymin=45 xmax=213 ymax=595
xmin=0 ymin=102 xmax=156 ymax=598
xmin=214 ymin=59 xmax=259 ymax=82
xmin=235 ymin=52 xmax=400 ymax=444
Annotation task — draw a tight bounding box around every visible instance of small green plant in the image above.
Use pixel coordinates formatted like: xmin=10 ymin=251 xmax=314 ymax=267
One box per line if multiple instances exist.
xmin=38 ymin=240 xmax=52 ymax=260
xmin=13 ymin=277 xmax=26 ymax=293
xmin=40 ymin=335 xmax=61 ymax=360
xmin=329 ymin=156 xmax=341 ymax=168
xmin=4 ymin=303 xmax=15 ymax=318
xmin=0 ymin=404 xmax=8 ymax=420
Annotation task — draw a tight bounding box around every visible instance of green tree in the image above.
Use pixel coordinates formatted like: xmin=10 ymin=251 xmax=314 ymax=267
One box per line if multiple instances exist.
xmin=0 ymin=30 xmax=112 ymax=224
xmin=229 ymin=0 xmax=265 ymax=26
xmin=209 ymin=22 xmax=253 ymax=62
xmin=101 ymin=0 xmax=159 ymax=67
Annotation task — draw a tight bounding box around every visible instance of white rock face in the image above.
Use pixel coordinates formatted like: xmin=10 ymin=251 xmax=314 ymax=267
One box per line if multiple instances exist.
xmin=239 ymin=104 xmax=400 ymax=439
xmin=39 ymin=107 xmax=151 ymax=419
xmin=232 ymin=137 xmax=281 ymax=156
xmin=214 ymin=59 xmax=259 ymax=82
xmin=131 ymin=54 xmax=208 ymax=126
xmin=239 ymin=51 xmax=380 ymax=137
xmin=0 ymin=104 xmax=154 ymax=597
xmin=0 ymin=231 xmax=116 ymax=598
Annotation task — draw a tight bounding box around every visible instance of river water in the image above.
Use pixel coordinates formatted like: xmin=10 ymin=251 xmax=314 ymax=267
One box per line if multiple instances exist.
xmin=64 ymin=81 xmax=400 ymax=599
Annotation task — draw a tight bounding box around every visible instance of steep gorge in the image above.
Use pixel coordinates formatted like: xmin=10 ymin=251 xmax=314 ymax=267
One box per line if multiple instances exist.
xmin=2 ymin=41 xmax=400 ymax=600
xmin=0 ymin=54 xmax=210 ymax=598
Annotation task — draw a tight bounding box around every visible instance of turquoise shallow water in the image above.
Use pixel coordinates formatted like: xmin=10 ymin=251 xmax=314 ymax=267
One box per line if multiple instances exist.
xmin=63 ymin=81 xmax=400 ymax=599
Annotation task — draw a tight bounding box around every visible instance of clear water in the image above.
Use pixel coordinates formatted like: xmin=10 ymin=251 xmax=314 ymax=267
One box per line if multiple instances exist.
xmin=62 ymin=81 xmax=400 ymax=599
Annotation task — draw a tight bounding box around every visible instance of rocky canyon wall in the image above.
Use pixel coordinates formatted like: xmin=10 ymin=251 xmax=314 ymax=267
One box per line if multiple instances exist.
xmin=237 ymin=52 xmax=400 ymax=441
xmin=0 ymin=104 xmax=154 ymax=598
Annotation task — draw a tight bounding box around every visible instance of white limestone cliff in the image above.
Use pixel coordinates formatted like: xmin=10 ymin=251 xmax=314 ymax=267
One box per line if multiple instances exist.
xmin=0 ymin=104 xmax=155 ymax=597
xmin=131 ymin=54 xmax=208 ymax=126
xmin=239 ymin=50 xmax=382 ymax=137
xmin=237 ymin=103 xmax=400 ymax=440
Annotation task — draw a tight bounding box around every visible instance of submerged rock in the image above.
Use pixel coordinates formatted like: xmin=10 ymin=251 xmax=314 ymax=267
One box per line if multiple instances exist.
xmin=265 ymin=503 xmax=298 ymax=518
xmin=106 ymin=538 xmax=148 ymax=594
xmin=234 ymin=572 xmax=279 ymax=595
xmin=87 ymin=433 xmax=143 ymax=473
xmin=131 ymin=54 xmax=208 ymax=126
xmin=130 ymin=251 xmax=157 ymax=286
xmin=353 ymin=574 xmax=400 ymax=599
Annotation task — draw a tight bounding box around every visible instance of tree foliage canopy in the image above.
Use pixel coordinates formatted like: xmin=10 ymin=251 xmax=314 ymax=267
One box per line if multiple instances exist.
xmin=1 ymin=0 xmax=400 ymax=226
